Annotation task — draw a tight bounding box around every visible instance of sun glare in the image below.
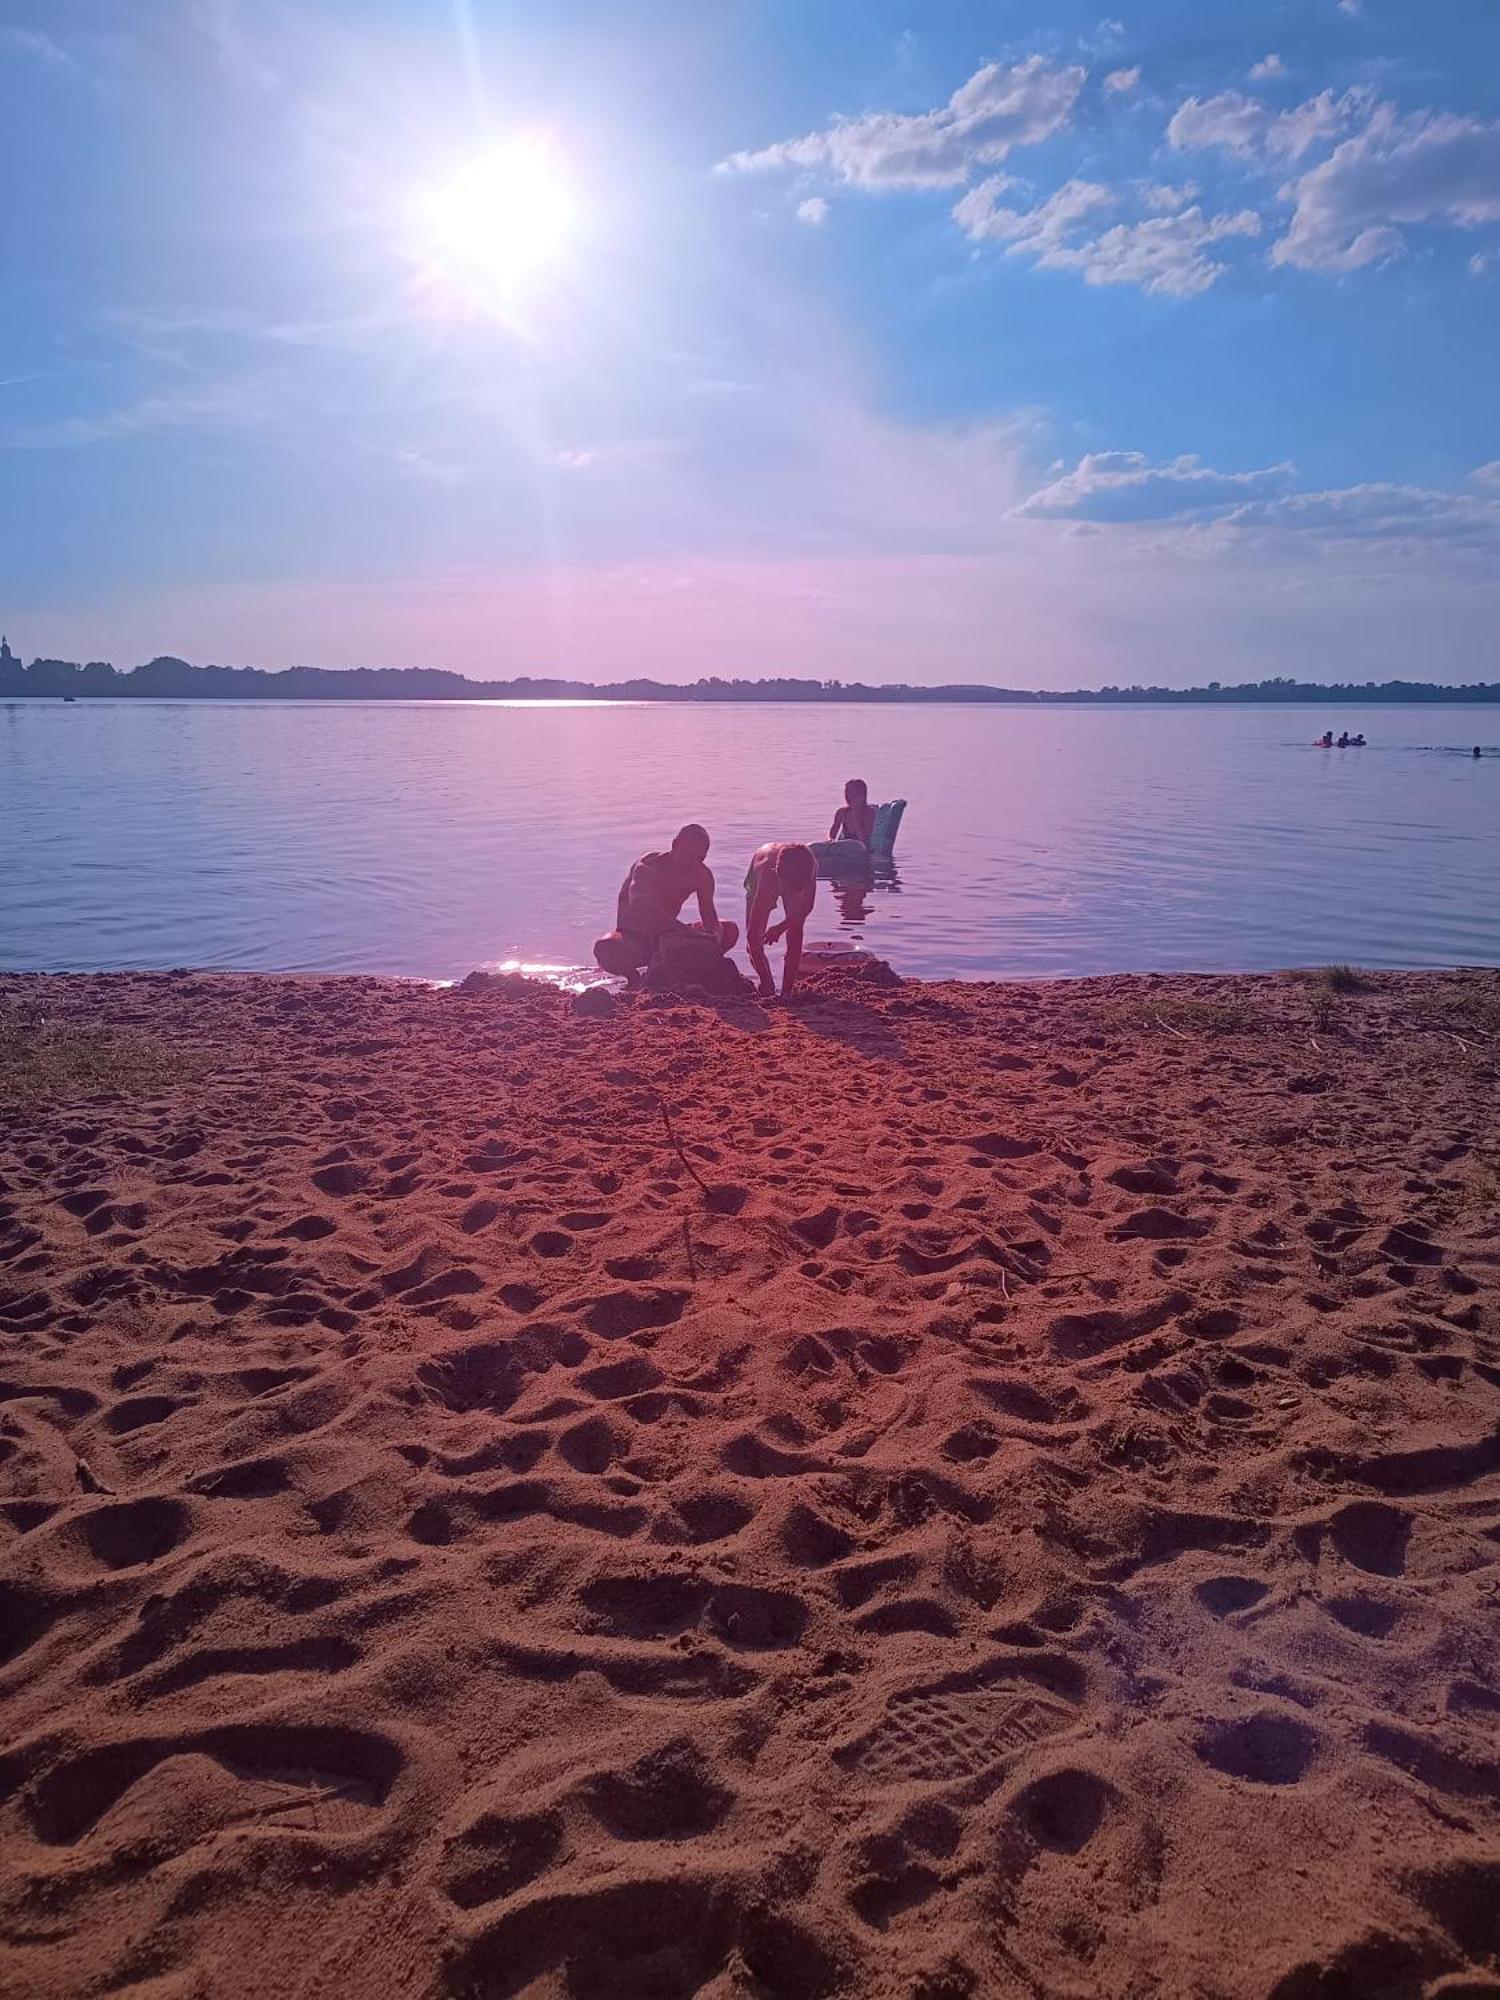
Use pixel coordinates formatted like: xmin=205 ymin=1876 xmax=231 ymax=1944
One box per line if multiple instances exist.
xmin=415 ymin=136 xmax=576 ymax=310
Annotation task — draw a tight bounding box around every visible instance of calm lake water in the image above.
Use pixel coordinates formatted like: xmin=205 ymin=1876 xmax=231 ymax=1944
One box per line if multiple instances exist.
xmin=3 ymin=699 xmax=1497 ymax=983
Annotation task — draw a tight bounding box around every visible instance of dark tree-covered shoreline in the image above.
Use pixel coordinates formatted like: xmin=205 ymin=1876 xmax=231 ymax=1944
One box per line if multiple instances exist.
xmin=1 ymin=647 xmax=1496 ymax=704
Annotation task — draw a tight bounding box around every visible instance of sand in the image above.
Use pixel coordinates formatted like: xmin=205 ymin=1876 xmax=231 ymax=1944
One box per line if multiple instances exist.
xmin=1 ymin=963 xmax=1498 ymax=2000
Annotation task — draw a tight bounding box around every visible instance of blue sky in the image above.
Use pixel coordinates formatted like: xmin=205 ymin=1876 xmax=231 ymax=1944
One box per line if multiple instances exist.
xmin=2 ymin=0 xmax=1498 ymax=686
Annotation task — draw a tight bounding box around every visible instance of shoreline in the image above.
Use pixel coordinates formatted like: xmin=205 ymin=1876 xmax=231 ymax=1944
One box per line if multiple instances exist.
xmin=7 ymin=691 xmax=1500 ymax=709
xmin=6 ymin=955 xmax=1500 ymax=992
xmin=2 ymin=963 xmax=1498 ymax=1997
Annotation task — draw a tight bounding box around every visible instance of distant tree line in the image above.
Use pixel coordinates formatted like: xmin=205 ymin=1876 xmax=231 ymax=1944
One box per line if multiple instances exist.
xmin=1 ymin=652 xmax=1497 ymax=704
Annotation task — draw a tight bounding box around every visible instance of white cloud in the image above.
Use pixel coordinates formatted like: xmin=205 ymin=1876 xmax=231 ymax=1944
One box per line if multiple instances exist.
xmin=958 ymin=183 xmax=1261 ymax=296
xmin=1056 ymin=208 xmax=1262 ymax=295
xmin=1222 ymin=483 xmax=1500 ymax=548
xmin=1167 ymin=90 xmax=1267 ymax=157
xmin=1472 ymin=461 xmax=1500 ymax=486
xmin=720 ymin=51 xmax=1499 ymax=301
xmin=1139 ymin=181 xmax=1199 ymax=212
xmin=1338 ymin=0 xmax=1361 ymax=15
xmin=1166 ymin=83 xmax=1500 ymax=273
xmin=1471 ymin=249 xmax=1498 ymax=276
xmin=719 ymin=56 xmax=1085 ymax=188
xmin=1273 ymin=89 xmax=1369 ymax=161
xmin=956 ymin=176 xmax=1114 ymax=252
xmin=1273 ymin=105 xmax=1500 ymax=271
xmin=1168 ymin=87 xmax=1366 ymax=162
xmin=1015 ymin=452 xmax=1500 ymax=552
xmin=1016 ymin=451 xmax=1295 ymax=522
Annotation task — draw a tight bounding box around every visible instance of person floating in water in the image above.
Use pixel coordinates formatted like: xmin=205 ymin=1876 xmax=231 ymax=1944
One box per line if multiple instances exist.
xmin=1337 ymin=732 xmax=1350 ymax=748
xmin=594 ymin=824 xmax=739 ymax=986
xmin=1318 ymin=731 xmax=1334 ymax=748
xmin=744 ymin=841 xmax=818 ymax=1000
xmin=1476 ymin=745 xmax=1484 ymax=759
xmin=828 ymin=778 xmax=876 ymax=847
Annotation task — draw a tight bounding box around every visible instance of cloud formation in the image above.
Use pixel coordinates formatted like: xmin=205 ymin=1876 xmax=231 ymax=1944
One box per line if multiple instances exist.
xmin=1165 ymin=82 xmax=1500 ymax=273
xmin=1221 ymin=482 xmax=1500 ymax=547
xmin=724 ymin=50 xmax=1500 ymax=301
xmin=954 ymin=177 xmax=1112 ymax=254
xmin=1016 ymin=451 xmax=1295 ymax=522
xmin=1273 ymin=106 xmax=1500 ymax=270
xmin=956 ymin=183 xmax=1261 ymax=295
xmin=1139 ymin=181 xmax=1199 ymax=211
xmin=1168 ymin=87 xmax=1366 ymax=162
xmin=1016 ymin=452 xmax=1500 ymax=551
xmin=719 ymin=56 xmax=1084 ymax=188
xmin=1051 ymin=208 xmax=1262 ymax=296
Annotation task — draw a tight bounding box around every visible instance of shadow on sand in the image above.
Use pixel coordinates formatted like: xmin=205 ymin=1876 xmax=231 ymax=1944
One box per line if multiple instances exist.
xmin=792 ymin=996 xmax=909 ymax=1061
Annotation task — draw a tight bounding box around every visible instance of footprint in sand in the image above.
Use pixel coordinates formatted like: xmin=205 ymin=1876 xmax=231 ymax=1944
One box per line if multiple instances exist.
xmin=1195 ymin=1576 xmax=1270 ymax=1618
xmin=72 ymin=1496 xmax=191 ymax=1571
xmin=446 ymin=1876 xmax=848 ymax=2000
xmin=1322 ymin=1592 xmax=1404 ymax=1640
xmin=440 ymin=1808 xmax=563 ymax=1909
xmin=275 ymin=1213 xmax=337 ymax=1241
xmin=1306 ymin=1500 xmax=1413 ymax=1576
xmin=574 ymin=1353 xmax=663 ymax=1400
xmin=0 ymin=1580 xmax=62 ymax=1669
xmin=581 ymin=1738 xmax=733 ymax=1841
xmin=556 ymin=1414 xmax=622 ymax=1474
xmin=23 ymin=1722 xmax=403 ymax=1848
xmin=530 ymin=1228 xmax=574 ymax=1258
xmin=103 ymin=1394 xmax=188 ymax=1435
xmin=652 ymin=1490 xmax=754 ymax=1546
xmin=1195 ymin=1711 xmax=1321 ymax=1786
xmin=995 ymin=1764 xmax=1169 ymax=1996
xmin=836 ymin=1654 xmax=1084 ymax=1787
xmin=579 ymin=1287 xmax=689 ymax=1338
xmin=580 ymin=1570 xmax=809 ymax=1650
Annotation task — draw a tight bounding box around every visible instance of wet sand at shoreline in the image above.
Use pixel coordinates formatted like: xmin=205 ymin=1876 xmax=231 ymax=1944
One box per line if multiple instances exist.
xmin=1 ymin=964 xmax=1498 ymax=1999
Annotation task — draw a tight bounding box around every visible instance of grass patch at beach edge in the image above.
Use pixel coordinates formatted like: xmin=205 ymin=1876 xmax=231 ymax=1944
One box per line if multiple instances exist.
xmin=0 ymin=1013 xmax=210 ymax=1107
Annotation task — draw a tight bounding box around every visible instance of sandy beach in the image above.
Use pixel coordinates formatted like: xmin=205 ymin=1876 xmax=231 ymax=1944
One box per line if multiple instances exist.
xmin=1 ymin=962 xmax=1498 ymax=2000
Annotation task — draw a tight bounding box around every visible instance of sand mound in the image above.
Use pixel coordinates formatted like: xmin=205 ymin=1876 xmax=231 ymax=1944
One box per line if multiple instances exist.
xmin=643 ymin=935 xmax=752 ymax=997
xmin=1 ymin=966 xmax=1497 ymax=1998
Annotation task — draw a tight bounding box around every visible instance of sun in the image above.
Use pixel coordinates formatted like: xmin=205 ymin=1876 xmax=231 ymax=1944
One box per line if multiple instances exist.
xmin=414 ymin=136 xmax=576 ymax=309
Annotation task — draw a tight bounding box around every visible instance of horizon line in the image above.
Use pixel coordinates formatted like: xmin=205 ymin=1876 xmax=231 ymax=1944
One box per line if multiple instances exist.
xmin=2 ymin=651 xmax=1499 ymax=704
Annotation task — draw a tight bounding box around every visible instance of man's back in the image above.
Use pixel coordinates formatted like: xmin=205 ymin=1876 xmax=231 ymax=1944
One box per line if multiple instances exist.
xmin=832 ymin=802 xmax=875 ymax=845
xmin=623 ymin=850 xmax=701 ymax=936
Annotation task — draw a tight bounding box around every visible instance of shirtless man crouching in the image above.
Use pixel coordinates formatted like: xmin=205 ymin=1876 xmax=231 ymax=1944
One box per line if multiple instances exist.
xmin=595 ymin=824 xmax=740 ymax=985
xmin=745 ymin=841 xmax=817 ymax=1000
